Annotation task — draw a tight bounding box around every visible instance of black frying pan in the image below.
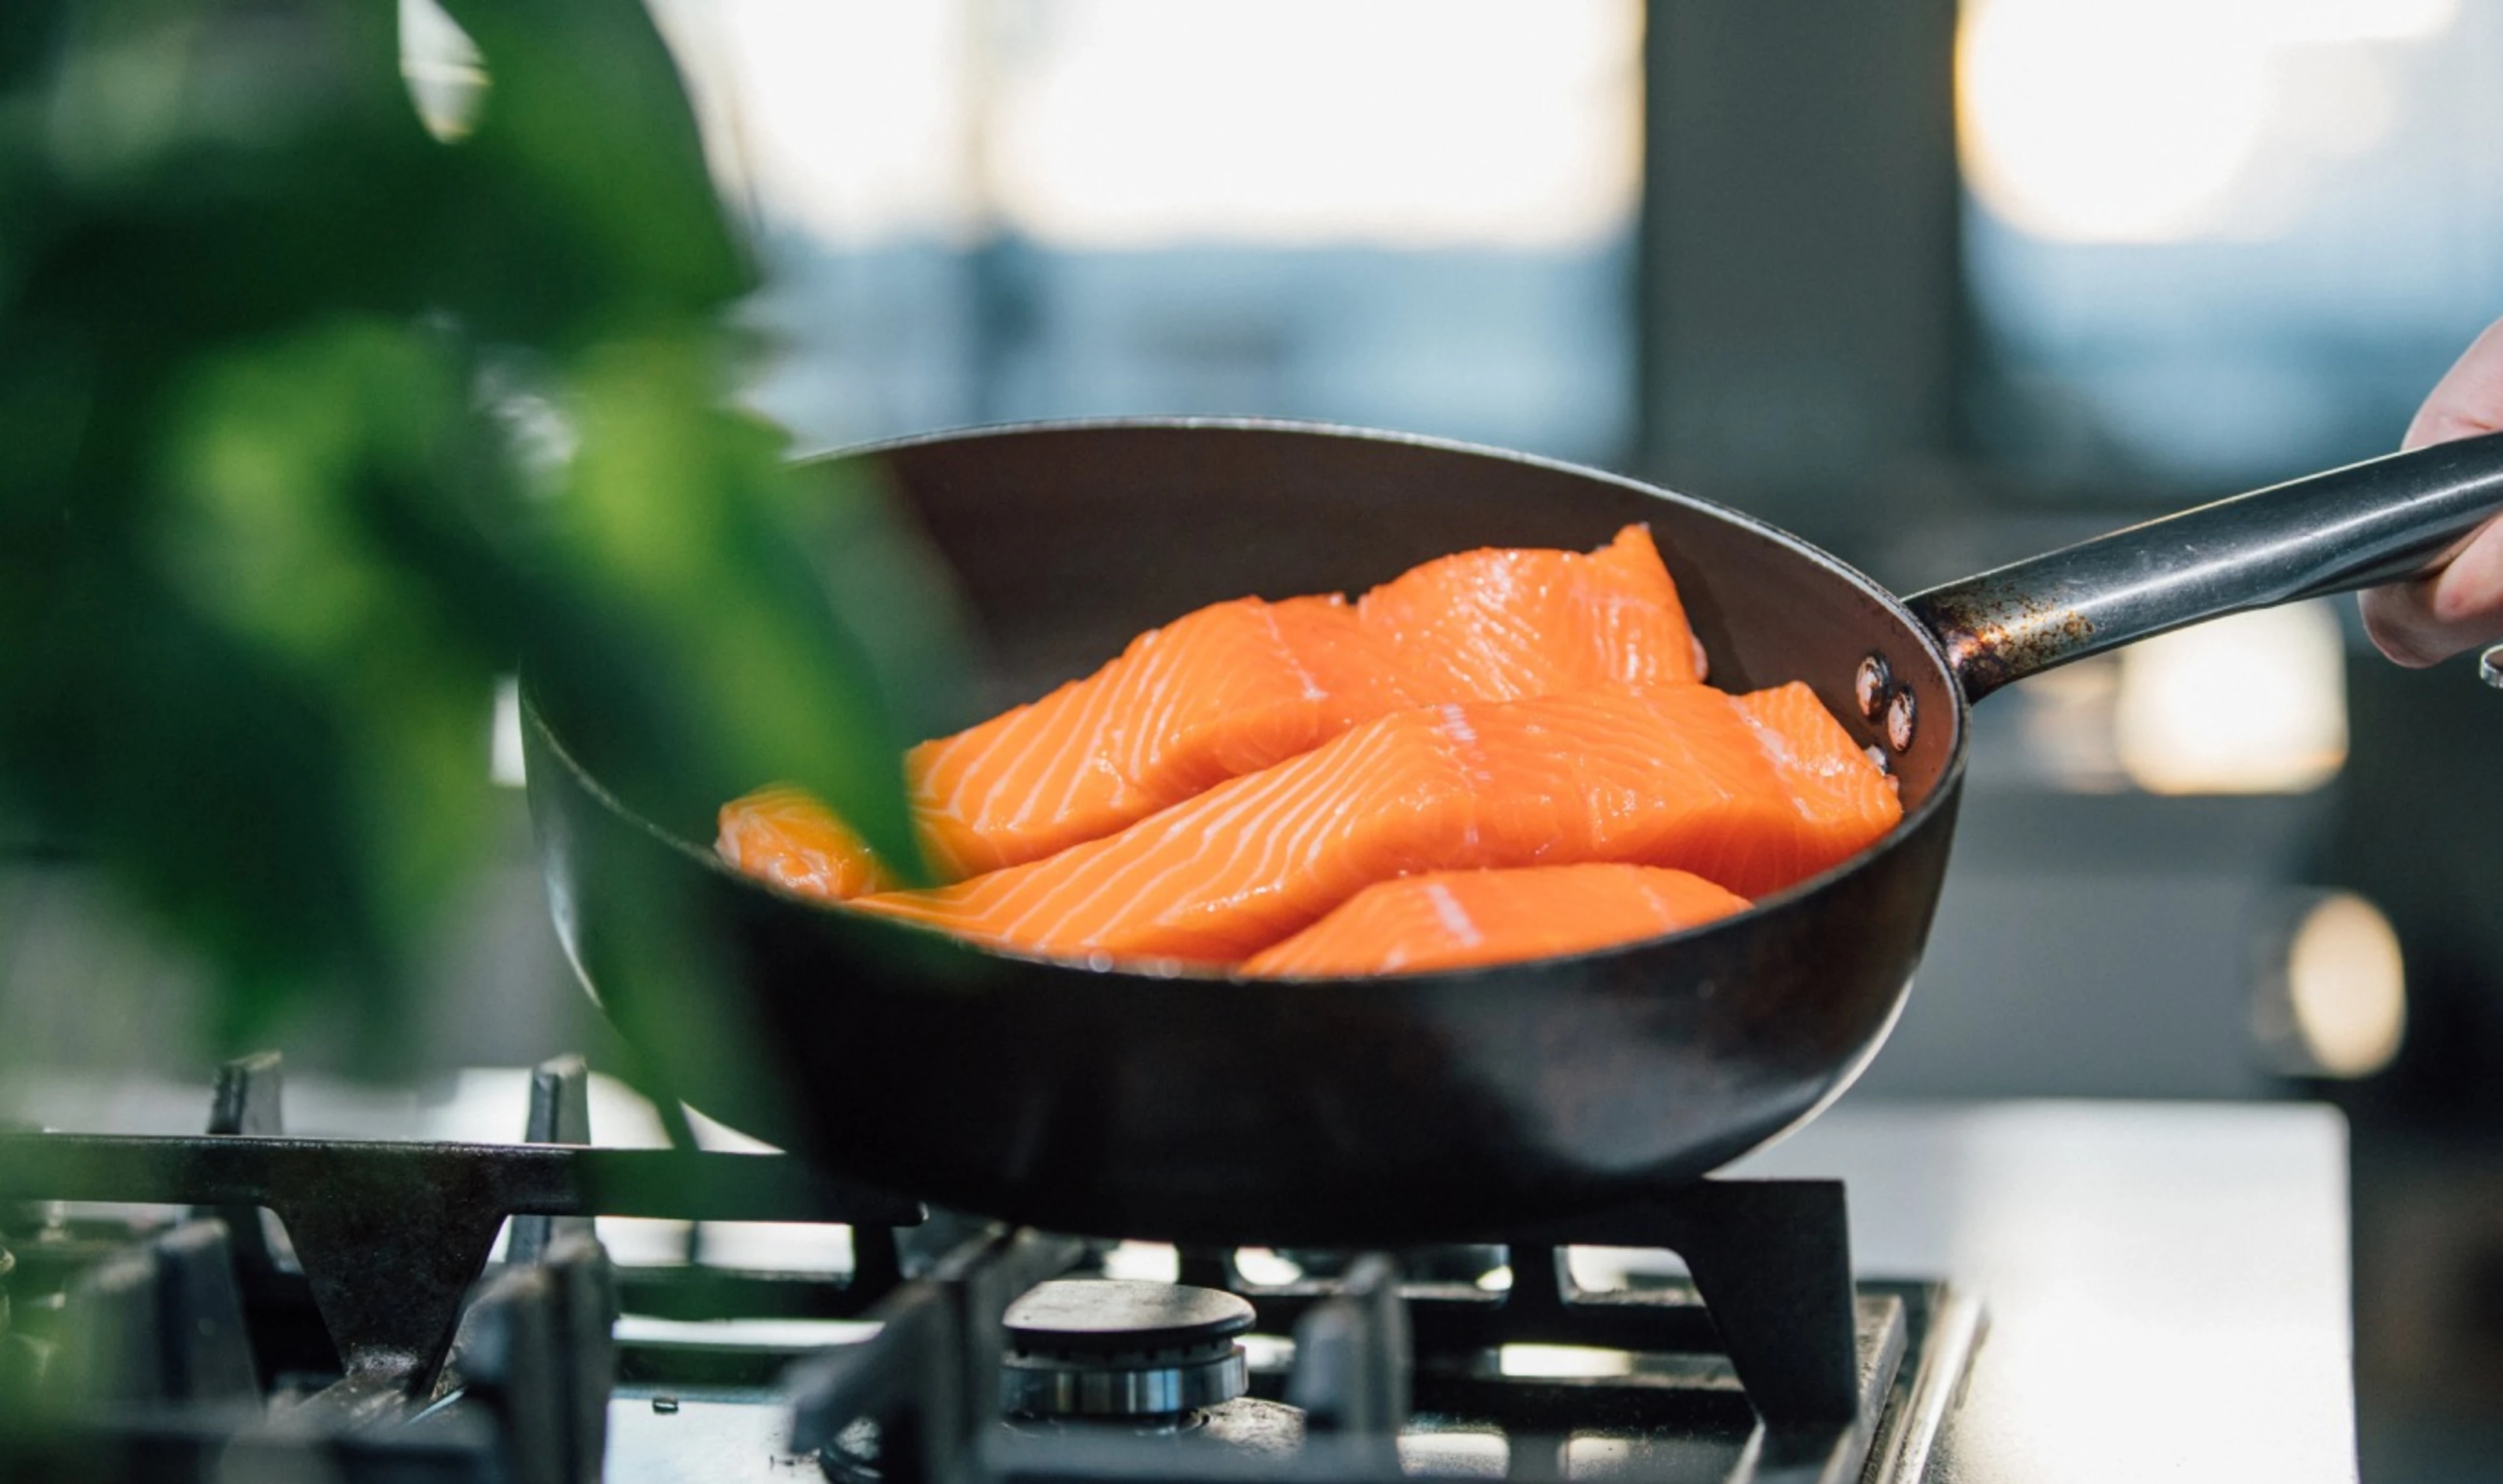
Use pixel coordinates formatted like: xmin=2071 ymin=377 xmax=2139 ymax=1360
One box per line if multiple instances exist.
xmin=521 ymin=419 xmax=2503 ymax=1245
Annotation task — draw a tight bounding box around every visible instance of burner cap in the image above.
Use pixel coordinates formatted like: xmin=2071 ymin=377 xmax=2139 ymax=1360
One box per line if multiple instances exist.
xmin=1001 ymin=1279 xmax=1254 ymax=1419
xmin=1004 ymin=1279 xmax=1255 ymax=1354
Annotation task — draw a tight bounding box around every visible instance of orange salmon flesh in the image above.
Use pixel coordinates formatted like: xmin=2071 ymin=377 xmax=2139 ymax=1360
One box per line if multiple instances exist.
xmin=846 ymin=684 xmax=1897 ymax=965
xmin=1241 ymin=864 xmax=1753 ymax=978
xmin=725 ymin=526 xmax=1703 ymax=888
xmin=716 ymin=529 xmax=1900 ymax=975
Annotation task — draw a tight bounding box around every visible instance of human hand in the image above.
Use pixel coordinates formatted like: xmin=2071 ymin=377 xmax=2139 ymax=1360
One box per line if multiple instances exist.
xmin=2358 ymin=315 xmax=2503 ymax=667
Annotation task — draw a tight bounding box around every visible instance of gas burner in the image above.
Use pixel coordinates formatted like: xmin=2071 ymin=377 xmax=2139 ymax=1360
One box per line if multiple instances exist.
xmin=793 ymin=1197 xmax=1982 ymax=1484
xmin=1001 ymin=1279 xmax=1253 ymax=1421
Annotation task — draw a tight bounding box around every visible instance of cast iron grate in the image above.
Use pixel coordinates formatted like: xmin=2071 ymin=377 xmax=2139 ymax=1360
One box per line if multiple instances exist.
xmin=0 ymin=1051 xmax=926 ymax=1482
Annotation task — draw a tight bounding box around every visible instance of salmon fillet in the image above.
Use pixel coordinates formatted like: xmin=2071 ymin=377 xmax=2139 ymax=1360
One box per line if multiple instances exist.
xmin=1240 ymin=864 xmax=1751 ymax=978
xmin=714 ymin=784 xmax=901 ymax=900
xmin=849 ymin=682 xmax=1899 ymax=965
xmin=906 ymin=594 xmax=1413 ymax=878
xmin=1359 ymin=523 xmax=1706 ymax=697
xmin=1732 ymin=682 xmax=1907 ymax=878
xmin=720 ymin=525 xmax=1701 ymax=890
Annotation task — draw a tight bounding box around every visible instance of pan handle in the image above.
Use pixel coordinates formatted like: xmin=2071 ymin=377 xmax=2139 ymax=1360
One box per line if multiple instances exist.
xmin=1903 ymin=429 xmax=2503 ymax=701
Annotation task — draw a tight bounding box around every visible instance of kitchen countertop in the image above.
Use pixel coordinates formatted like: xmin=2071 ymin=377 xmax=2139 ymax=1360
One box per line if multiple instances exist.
xmin=1730 ymin=1097 xmax=2355 ymax=1483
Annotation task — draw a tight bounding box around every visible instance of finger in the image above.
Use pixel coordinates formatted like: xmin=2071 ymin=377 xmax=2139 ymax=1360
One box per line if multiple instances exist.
xmin=2360 ymin=512 xmax=2503 ymax=666
xmin=2362 ymin=313 xmax=2503 ymax=663
xmin=2403 ymin=315 xmax=2503 ymax=450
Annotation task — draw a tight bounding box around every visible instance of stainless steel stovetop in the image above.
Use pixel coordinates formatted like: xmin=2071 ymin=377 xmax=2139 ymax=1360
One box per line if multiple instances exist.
xmin=0 ymin=1057 xmax=2353 ymax=1483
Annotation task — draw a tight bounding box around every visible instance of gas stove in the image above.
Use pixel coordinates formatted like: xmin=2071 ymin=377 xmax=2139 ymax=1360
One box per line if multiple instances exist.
xmin=0 ymin=1053 xmax=1982 ymax=1483
xmin=784 ymin=1230 xmax=1974 ymax=1484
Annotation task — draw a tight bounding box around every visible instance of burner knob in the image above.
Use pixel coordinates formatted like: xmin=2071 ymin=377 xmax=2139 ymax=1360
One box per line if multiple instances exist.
xmin=1001 ymin=1279 xmax=1254 ymax=1421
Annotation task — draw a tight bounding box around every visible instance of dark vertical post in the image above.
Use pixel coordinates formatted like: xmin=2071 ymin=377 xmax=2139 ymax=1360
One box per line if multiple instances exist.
xmin=1637 ymin=1 xmax=1967 ymax=538
xmin=204 ymin=1051 xmax=339 ymax=1383
xmin=509 ymin=1054 xmax=595 ymax=1267
xmin=207 ymin=1051 xmax=285 ymax=1277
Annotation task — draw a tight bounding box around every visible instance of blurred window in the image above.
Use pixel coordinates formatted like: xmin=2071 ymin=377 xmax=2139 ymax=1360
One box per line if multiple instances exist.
xmin=652 ymin=0 xmax=1643 ymax=463
xmin=1957 ymin=0 xmax=2503 ymax=494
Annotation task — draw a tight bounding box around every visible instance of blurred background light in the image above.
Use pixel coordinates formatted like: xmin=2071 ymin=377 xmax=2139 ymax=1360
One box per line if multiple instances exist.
xmin=1958 ymin=0 xmax=2456 ymax=244
xmin=1957 ymin=0 xmax=2272 ymax=244
xmin=649 ymin=0 xmax=979 ymax=244
xmin=2256 ymin=891 xmax=2407 ymax=1079
xmin=982 ymin=0 xmax=1640 ymax=249
xmin=2113 ymin=602 xmax=2347 ymax=794
xmin=650 ymin=0 xmax=1638 ymax=252
xmin=2000 ymin=658 xmax=2127 ymax=793
xmin=2286 ymin=892 xmax=2407 ymax=1078
xmin=1957 ymin=0 xmax=2501 ymax=491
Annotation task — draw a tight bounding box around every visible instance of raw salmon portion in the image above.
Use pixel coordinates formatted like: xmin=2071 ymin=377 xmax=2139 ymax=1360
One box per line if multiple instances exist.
xmin=1733 ymin=682 xmax=1907 ymax=878
xmin=913 ymin=526 xmax=1698 ymax=877
xmin=849 ymin=682 xmax=1898 ymax=965
xmin=907 ymin=594 xmax=1413 ymax=879
xmin=715 ymin=785 xmax=900 ymax=900
xmin=1241 ymin=864 xmax=1751 ymax=978
xmin=1359 ymin=523 xmax=1705 ymax=697
xmin=722 ymin=598 xmax=1390 ymax=892
xmin=724 ymin=526 xmax=1703 ymax=895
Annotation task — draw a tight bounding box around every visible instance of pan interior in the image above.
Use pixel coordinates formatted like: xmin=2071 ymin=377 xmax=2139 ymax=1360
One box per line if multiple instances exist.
xmin=856 ymin=422 xmax=1962 ymax=831
xmin=538 ymin=419 xmax=1964 ymax=916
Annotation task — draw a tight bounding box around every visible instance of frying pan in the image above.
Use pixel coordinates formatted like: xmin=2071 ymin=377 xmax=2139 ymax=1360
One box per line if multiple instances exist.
xmin=521 ymin=418 xmax=2503 ymax=1246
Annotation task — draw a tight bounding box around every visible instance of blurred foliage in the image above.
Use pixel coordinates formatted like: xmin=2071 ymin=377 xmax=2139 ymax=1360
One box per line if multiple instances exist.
xmin=0 ymin=0 xmax=932 ymax=1062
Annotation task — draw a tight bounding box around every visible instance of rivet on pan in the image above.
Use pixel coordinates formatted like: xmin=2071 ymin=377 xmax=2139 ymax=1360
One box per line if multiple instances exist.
xmin=2481 ymin=644 xmax=2503 ymax=690
xmin=1884 ymin=687 xmax=1917 ymax=753
xmin=1854 ymin=654 xmax=1891 ymax=721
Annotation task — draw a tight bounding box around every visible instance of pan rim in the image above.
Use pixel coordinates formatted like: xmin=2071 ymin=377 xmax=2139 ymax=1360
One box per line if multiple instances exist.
xmin=527 ymin=415 xmax=1974 ymax=985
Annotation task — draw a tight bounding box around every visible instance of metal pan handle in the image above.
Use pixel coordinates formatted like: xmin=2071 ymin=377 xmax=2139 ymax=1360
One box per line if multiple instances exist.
xmin=1905 ymin=429 xmax=2503 ymax=701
